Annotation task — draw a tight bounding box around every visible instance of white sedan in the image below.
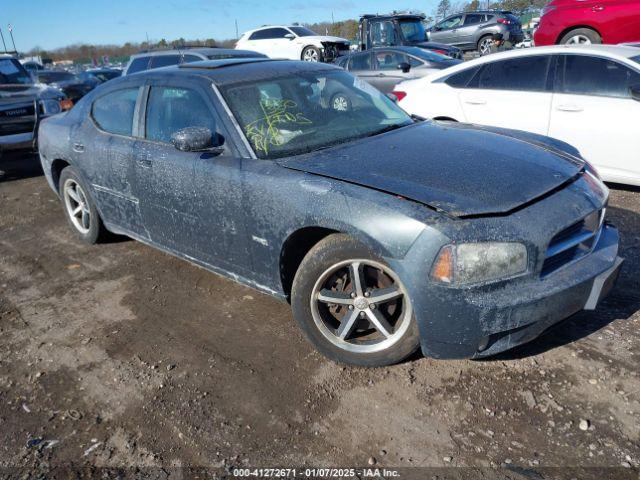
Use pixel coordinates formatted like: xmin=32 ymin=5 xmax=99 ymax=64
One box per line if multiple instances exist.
xmin=395 ymin=45 xmax=640 ymax=186
xmin=235 ymin=25 xmax=350 ymax=63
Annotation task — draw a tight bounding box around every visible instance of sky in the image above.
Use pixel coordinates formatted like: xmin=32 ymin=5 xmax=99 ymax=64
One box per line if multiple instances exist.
xmin=1 ymin=0 xmax=442 ymax=52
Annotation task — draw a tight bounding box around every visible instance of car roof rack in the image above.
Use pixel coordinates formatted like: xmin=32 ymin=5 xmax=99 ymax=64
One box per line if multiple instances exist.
xmin=178 ymin=57 xmax=279 ymax=70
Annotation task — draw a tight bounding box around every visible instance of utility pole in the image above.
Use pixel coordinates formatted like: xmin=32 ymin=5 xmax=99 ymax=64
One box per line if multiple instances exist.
xmin=235 ymin=19 xmax=239 ymax=39
xmin=7 ymin=24 xmax=17 ymax=52
xmin=0 ymin=28 xmax=7 ymax=52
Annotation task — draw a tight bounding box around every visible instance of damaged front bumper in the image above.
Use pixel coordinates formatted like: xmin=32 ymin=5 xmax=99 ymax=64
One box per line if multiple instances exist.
xmin=391 ymin=222 xmax=622 ymax=360
xmin=320 ymin=42 xmax=350 ymax=62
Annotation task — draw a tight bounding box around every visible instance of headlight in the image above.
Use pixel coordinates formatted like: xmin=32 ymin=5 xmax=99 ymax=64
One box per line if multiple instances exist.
xmin=431 ymin=242 xmax=528 ymax=286
xmin=40 ymin=99 xmax=62 ymax=115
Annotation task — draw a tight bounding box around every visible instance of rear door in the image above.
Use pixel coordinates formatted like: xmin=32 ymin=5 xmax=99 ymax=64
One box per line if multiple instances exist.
xmin=548 ymin=54 xmax=640 ymax=182
xmin=81 ymin=86 xmax=146 ymax=235
xmin=458 ymin=54 xmax=554 ymax=135
xmin=457 ymin=13 xmax=485 ymax=49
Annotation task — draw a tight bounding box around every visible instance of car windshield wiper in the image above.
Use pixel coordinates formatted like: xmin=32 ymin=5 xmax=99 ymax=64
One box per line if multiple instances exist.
xmin=365 ymin=123 xmax=408 ymax=138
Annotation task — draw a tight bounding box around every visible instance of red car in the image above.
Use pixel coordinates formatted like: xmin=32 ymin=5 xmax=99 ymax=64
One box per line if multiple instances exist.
xmin=534 ymin=0 xmax=640 ymax=46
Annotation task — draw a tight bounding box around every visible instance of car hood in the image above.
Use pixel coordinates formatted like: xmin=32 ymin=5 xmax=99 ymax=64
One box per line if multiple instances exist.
xmin=277 ymin=122 xmax=584 ymax=218
xmin=302 ymin=35 xmax=350 ymax=45
xmin=0 ymin=84 xmax=62 ymax=104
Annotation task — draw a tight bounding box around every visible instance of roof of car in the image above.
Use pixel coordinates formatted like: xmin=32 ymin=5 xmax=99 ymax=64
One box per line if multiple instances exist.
xmin=131 ymin=47 xmax=249 ymax=58
xmin=429 ymin=44 xmax=640 ymax=77
xmin=140 ymin=58 xmax=340 ymax=86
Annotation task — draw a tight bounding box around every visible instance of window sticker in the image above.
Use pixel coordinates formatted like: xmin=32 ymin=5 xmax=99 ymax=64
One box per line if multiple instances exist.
xmin=244 ymin=99 xmax=312 ymax=154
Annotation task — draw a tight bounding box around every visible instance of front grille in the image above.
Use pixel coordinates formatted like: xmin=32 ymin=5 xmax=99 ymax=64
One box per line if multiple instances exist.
xmin=541 ymin=210 xmax=603 ymax=277
xmin=0 ymin=118 xmax=35 ymax=135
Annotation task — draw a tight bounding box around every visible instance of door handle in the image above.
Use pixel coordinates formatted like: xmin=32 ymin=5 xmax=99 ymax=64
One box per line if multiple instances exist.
xmin=72 ymin=142 xmax=85 ymax=153
xmin=137 ymin=157 xmax=152 ymax=168
xmin=592 ymin=5 xmax=605 ymax=11
xmin=464 ymin=98 xmax=487 ymax=105
xmin=556 ymin=104 xmax=583 ymax=112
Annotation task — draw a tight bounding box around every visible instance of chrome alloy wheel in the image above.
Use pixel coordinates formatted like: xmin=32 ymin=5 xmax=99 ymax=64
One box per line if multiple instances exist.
xmin=303 ymin=48 xmax=320 ymax=62
xmin=479 ymin=37 xmax=493 ymax=56
xmin=565 ymin=34 xmax=592 ymax=45
xmin=63 ymin=178 xmax=91 ymax=234
xmin=310 ymin=259 xmax=413 ymax=354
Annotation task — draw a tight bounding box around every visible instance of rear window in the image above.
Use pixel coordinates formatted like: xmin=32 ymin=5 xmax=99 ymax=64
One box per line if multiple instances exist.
xmin=127 ymin=56 xmax=150 ymax=74
xmin=444 ymin=66 xmax=481 ymax=88
xmin=149 ymin=55 xmax=181 ymax=69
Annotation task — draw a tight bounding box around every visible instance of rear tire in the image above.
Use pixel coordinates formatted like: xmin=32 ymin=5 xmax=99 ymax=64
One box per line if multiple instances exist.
xmin=560 ymin=28 xmax=601 ymax=45
xmin=291 ymin=234 xmax=420 ymax=367
xmin=477 ymin=35 xmax=493 ymax=56
xmin=59 ymin=166 xmax=107 ymax=244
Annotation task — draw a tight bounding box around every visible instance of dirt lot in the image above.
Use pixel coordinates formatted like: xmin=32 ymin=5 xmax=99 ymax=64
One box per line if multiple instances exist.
xmin=1 ymin=153 xmax=638 ymax=479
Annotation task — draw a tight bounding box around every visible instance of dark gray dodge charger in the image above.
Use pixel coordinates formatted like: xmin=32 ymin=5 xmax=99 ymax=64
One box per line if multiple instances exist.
xmin=38 ymin=58 xmax=623 ymax=366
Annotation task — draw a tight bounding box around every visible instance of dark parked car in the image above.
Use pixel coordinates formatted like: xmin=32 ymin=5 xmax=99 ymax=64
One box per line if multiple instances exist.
xmin=358 ymin=13 xmax=464 ymax=59
xmin=81 ymin=68 xmax=122 ymax=83
xmin=1 ymin=56 xmax=68 ymax=153
xmin=38 ymin=58 xmax=622 ymax=366
xmin=334 ymin=46 xmax=462 ymax=94
xmin=123 ymin=47 xmax=267 ymax=75
xmin=428 ymin=10 xmax=524 ymax=55
xmin=36 ymin=70 xmax=99 ymax=102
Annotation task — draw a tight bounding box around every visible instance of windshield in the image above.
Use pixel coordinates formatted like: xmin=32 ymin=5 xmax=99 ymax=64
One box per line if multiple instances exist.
xmin=221 ymin=70 xmax=413 ymax=159
xmin=38 ymin=71 xmax=76 ymax=83
xmin=399 ymin=19 xmax=428 ymax=43
xmin=0 ymin=58 xmax=33 ymax=85
xmin=289 ymin=26 xmax=317 ymax=37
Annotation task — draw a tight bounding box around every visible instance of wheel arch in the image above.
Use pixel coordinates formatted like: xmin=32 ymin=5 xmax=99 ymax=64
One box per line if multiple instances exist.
xmin=556 ymin=25 xmax=600 ymax=45
xmin=300 ymin=44 xmax=321 ymax=60
xmin=51 ymin=158 xmax=72 ymax=193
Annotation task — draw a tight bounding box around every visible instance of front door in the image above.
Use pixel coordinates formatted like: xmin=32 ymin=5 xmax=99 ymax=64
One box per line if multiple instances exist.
xmin=132 ymin=82 xmax=250 ymax=271
xmin=548 ymin=54 xmax=640 ymax=183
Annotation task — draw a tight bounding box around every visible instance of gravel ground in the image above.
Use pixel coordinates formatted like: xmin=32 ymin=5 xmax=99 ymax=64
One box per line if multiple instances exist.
xmin=0 ymin=153 xmax=638 ymax=479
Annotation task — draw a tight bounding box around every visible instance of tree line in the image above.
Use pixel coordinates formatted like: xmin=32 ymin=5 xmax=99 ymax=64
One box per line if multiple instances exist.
xmin=27 ymin=0 xmax=546 ymax=64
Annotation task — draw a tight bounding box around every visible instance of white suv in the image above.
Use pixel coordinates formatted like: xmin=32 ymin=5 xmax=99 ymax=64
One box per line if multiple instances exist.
xmin=236 ymin=25 xmax=350 ymax=63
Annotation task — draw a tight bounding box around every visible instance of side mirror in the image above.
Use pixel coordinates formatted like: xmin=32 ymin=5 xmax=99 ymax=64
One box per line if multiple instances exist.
xmin=171 ymin=127 xmax=223 ymax=153
xmin=397 ymin=62 xmax=411 ymax=73
xmin=630 ymin=84 xmax=640 ymax=102
xmin=284 ymin=33 xmax=295 ymax=40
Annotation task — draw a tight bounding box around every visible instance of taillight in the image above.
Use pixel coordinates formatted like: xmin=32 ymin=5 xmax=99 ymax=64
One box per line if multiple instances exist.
xmin=391 ymin=91 xmax=407 ymax=102
xmin=497 ymin=18 xmax=512 ymax=25
xmin=433 ymin=49 xmax=447 ymax=55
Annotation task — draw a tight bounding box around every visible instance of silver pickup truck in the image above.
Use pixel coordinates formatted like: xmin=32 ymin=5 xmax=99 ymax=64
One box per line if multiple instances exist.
xmin=1 ymin=55 xmax=67 ymax=155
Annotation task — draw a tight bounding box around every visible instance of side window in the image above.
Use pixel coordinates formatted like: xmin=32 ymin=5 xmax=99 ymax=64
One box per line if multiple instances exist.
xmin=440 ymin=15 xmax=463 ymax=30
xmin=375 ymin=51 xmax=406 ymax=70
xmin=474 ymin=56 xmax=551 ymax=92
xmin=127 ymin=57 xmax=150 ymax=74
xmin=251 ymin=28 xmax=289 ymax=40
xmin=145 ymin=87 xmax=217 ymax=144
xmin=463 ymin=14 xmax=485 ymax=26
xmin=370 ymin=21 xmax=397 ymax=47
xmin=183 ymin=54 xmax=203 ymax=63
xmin=408 ymin=56 xmax=424 ymax=68
xmin=349 ymin=52 xmax=371 ymax=70
xmin=92 ymin=88 xmax=139 ymax=136
xmin=561 ymin=55 xmax=640 ymax=98
xmin=444 ymin=66 xmax=481 ymax=88
xmin=149 ymin=55 xmax=181 ymax=69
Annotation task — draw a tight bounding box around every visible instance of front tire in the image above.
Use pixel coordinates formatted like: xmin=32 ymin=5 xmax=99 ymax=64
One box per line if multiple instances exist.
xmin=291 ymin=234 xmax=420 ymax=367
xmin=560 ymin=28 xmax=601 ymax=45
xmin=302 ymin=46 xmax=322 ymax=63
xmin=59 ymin=166 xmax=107 ymax=244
